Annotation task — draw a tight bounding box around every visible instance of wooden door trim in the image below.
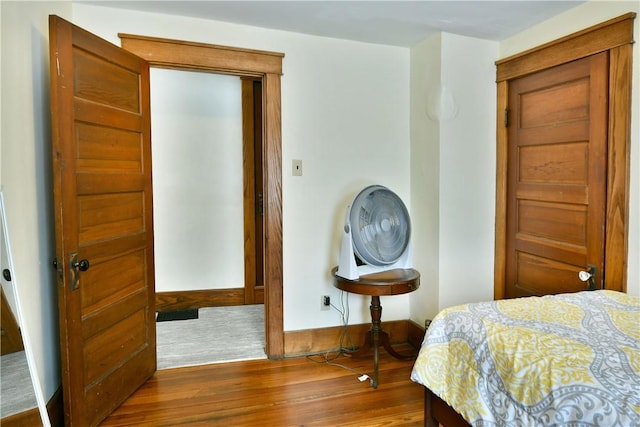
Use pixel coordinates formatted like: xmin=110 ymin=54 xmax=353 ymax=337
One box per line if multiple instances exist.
xmin=118 ymin=33 xmax=283 ymax=75
xmin=494 ymin=13 xmax=635 ymax=299
xmin=119 ymin=34 xmax=284 ymax=358
xmin=496 ymin=12 xmax=635 ymax=82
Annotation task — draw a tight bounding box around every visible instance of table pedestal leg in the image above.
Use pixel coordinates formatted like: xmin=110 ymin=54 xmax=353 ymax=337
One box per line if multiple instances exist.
xmin=349 ymin=296 xmax=417 ymax=388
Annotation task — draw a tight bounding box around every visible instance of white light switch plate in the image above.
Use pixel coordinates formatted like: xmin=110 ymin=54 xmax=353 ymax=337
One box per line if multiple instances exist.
xmin=292 ymin=159 xmax=302 ymax=176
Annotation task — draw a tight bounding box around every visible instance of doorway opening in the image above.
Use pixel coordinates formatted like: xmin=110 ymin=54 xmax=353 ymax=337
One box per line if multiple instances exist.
xmin=150 ymin=69 xmax=266 ymax=367
xmin=119 ymin=33 xmax=285 ymax=358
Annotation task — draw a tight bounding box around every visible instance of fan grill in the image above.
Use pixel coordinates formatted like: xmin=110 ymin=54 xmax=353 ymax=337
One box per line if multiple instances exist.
xmin=350 ymin=185 xmax=410 ymax=266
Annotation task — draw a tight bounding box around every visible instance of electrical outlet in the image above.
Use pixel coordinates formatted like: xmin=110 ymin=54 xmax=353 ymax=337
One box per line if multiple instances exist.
xmin=321 ymin=295 xmax=330 ymax=311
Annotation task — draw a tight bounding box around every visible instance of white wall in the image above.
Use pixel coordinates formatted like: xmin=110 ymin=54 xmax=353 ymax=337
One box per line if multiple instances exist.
xmin=409 ymin=34 xmax=442 ymax=324
xmin=72 ymin=3 xmax=412 ymax=329
xmin=1 ymin=0 xmax=69 ymax=416
xmin=438 ymin=33 xmax=497 ymax=309
xmin=151 ymin=69 xmax=245 ymax=292
xmin=500 ymin=1 xmax=640 ymax=296
xmin=409 ymin=33 xmax=498 ymax=325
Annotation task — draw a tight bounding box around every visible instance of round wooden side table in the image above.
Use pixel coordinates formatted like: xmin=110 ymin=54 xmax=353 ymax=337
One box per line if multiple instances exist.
xmin=332 ymin=267 xmax=420 ymax=388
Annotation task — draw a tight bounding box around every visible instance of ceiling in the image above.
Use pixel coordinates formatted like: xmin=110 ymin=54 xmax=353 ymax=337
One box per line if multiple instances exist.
xmin=79 ymin=1 xmax=586 ymax=47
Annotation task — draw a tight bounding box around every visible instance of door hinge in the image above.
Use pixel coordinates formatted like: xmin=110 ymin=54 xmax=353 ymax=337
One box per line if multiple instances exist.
xmin=257 ymin=193 xmax=264 ymax=215
xmin=504 ymin=109 xmax=510 ymax=127
xmin=52 ymin=257 xmax=64 ymax=283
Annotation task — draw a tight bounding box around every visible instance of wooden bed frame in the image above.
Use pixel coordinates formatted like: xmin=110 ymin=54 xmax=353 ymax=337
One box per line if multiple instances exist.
xmin=424 ymin=388 xmax=470 ymax=427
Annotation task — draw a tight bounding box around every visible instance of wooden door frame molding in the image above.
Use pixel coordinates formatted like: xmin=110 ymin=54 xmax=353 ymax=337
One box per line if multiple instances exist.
xmin=119 ymin=34 xmax=285 ymax=358
xmin=494 ymin=13 xmax=635 ymax=299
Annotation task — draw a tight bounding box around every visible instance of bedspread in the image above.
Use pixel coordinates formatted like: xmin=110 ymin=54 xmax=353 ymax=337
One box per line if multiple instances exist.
xmin=411 ymin=290 xmax=640 ymax=426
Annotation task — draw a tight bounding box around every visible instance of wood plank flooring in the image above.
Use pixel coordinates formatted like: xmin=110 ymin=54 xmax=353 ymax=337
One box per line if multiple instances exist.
xmin=101 ymin=344 xmax=424 ymax=426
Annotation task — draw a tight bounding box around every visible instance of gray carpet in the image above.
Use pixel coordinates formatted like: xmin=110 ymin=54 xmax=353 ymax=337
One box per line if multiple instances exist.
xmin=156 ymin=304 xmax=266 ymax=370
xmin=1 ymin=350 xmax=38 ymax=418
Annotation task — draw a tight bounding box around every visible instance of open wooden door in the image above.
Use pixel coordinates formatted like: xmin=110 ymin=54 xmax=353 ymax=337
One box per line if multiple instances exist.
xmin=49 ymin=15 xmax=155 ymax=426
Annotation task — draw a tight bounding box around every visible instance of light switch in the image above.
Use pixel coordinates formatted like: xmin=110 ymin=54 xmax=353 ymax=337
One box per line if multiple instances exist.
xmin=292 ymin=159 xmax=302 ymax=176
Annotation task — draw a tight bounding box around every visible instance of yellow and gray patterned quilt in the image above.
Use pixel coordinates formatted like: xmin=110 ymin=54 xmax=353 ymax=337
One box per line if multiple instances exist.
xmin=411 ymin=290 xmax=640 ymax=426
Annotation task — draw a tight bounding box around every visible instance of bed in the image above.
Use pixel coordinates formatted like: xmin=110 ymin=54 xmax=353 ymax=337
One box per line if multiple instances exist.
xmin=410 ymin=290 xmax=640 ymax=426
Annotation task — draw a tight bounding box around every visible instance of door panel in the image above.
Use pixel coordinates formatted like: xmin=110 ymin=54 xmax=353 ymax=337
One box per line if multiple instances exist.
xmin=49 ymin=15 xmax=155 ymax=426
xmin=516 ymin=253 xmax=586 ymax=295
xmin=518 ymin=201 xmax=587 ymax=247
xmin=505 ymin=53 xmax=608 ymax=298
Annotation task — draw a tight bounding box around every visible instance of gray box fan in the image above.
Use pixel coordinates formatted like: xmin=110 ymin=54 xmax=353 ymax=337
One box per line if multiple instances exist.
xmin=336 ymin=185 xmax=412 ymax=280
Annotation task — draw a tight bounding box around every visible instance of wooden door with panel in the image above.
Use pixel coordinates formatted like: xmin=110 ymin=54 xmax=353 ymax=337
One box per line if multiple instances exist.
xmin=505 ymin=52 xmax=608 ymax=298
xmin=49 ymin=15 xmax=155 ymax=426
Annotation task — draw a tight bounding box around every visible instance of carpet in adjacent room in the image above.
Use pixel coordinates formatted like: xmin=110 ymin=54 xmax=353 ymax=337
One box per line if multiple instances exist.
xmin=156 ymin=304 xmax=265 ymax=370
xmin=0 ymin=350 xmax=38 ymax=418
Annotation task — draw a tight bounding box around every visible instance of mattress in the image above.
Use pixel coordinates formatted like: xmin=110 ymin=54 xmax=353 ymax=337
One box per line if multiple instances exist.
xmin=411 ymin=290 xmax=640 ymax=426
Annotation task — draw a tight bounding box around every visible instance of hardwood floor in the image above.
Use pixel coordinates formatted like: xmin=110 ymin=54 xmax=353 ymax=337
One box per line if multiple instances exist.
xmin=101 ymin=344 xmax=424 ymax=426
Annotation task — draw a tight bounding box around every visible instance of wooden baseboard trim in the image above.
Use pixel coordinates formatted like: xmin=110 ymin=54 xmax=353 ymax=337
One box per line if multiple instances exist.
xmin=284 ymin=319 xmax=425 ymax=357
xmin=156 ymin=289 xmax=246 ymax=312
xmin=0 ymin=385 xmax=63 ymax=427
xmin=0 ymin=407 xmax=42 ymax=427
xmin=407 ymin=319 xmax=426 ymax=349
